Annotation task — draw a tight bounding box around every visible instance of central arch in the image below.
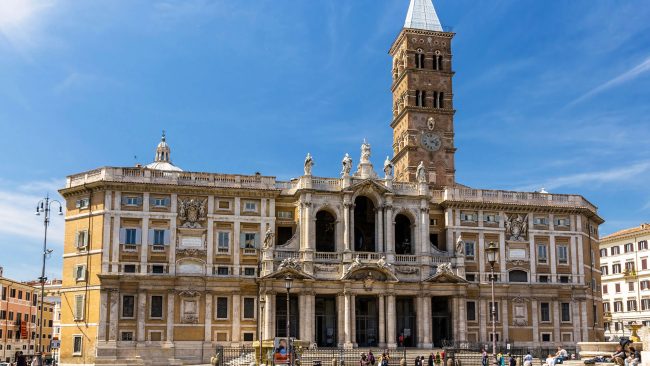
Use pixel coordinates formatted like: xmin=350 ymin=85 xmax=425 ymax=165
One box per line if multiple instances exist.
xmin=394 ymin=214 xmax=413 ymax=255
xmin=315 ymin=210 xmax=336 ymax=252
xmin=354 ymin=196 xmax=376 ymax=252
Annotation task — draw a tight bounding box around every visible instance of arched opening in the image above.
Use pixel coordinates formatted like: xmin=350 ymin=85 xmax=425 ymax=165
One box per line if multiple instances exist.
xmin=394 ymin=214 xmax=413 ymax=255
xmin=354 ymin=196 xmax=376 ymax=252
xmin=315 ymin=210 xmax=336 ymax=252
xmin=509 ymin=270 xmax=528 ymax=283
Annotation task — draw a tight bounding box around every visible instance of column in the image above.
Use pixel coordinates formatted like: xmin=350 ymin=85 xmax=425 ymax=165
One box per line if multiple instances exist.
xmin=206 ymin=196 xmax=215 ymax=268
xmin=577 ymin=236 xmax=586 ymax=281
xmin=501 ymin=298 xmax=509 ymax=342
xmin=550 ymin=235 xmax=557 ymax=282
xmin=529 ymin=232 xmax=537 ymax=281
xmin=452 ymin=297 xmax=459 ymax=341
xmin=112 ymin=192 xmax=122 ymax=273
xmin=581 ymin=301 xmax=589 ymax=342
xmin=98 ymin=290 xmax=109 ymax=341
xmin=499 ymin=231 xmax=506 ymax=279
xmin=423 ymin=296 xmax=431 ymax=347
xmin=479 ymin=299 xmax=487 ymax=342
xmin=308 ymin=293 xmax=315 ymax=343
xmin=385 ymin=204 xmax=394 ymax=254
xmin=531 ymin=300 xmax=539 ymax=343
xmin=344 ymin=292 xmax=352 ymax=347
xmin=343 ymin=202 xmax=351 ymax=251
xmin=387 ymin=294 xmax=396 ymax=347
xmin=109 ymin=289 xmax=119 ymax=341
xmin=378 ymin=295 xmax=386 ymax=347
xmin=233 ymin=222 xmax=241 ymax=276
xmin=478 ymin=233 xmax=485 ymax=281
xmin=167 ymin=291 xmax=175 ymax=342
xmin=572 ymin=301 xmax=581 ymax=343
xmin=205 ymin=294 xmax=213 ymax=342
xmin=299 ymin=294 xmax=306 ymax=340
xmin=264 ymin=293 xmax=275 ymax=341
xmin=337 ymin=294 xmax=345 ymax=346
xmin=445 ymin=208 xmax=454 ymax=253
xmin=420 ymin=205 xmax=429 ymax=255
xmin=137 ymin=291 xmax=147 ymax=342
xmin=377 ymin=208 xmax=384 ymax=252
xmin=303 ymin=200 xmax=313 ymax=251
xmin=140 ymin=193 xmax=150 ymax=274
xmin=553 ymin=301 xmax=560 ymax=342
xmin=458 ymin=297 xmax=467 ymax=342
xmin=570 ymin=236 xmax=578 ymax=280
xmin=232 ymin=293 xmax=241 ymax=343
xmin=350 ymin=294 xmax=356 ymax=346
xmin=169 ymin=193 xmax=178 ymax=274
xmin=417 ymin=296 xmax=424 ymax=346
xmin=350 ymin=206 xmax=355 ymax=251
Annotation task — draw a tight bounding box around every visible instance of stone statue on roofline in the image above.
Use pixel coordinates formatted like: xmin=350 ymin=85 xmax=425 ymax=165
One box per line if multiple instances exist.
xmin=360 ymin=139 xmax=371 ymax=163
xmin=304 ymin=153 xmax=314 ymax=176
xmin=383 ymin=156 xmax=394 ymax=179
xmin=341 ymin=153 xmax=352 ymax=177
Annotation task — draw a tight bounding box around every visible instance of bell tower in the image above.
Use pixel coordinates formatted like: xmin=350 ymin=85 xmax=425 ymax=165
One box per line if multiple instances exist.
xmin=389 ymin=0 xmax=456 ymax=186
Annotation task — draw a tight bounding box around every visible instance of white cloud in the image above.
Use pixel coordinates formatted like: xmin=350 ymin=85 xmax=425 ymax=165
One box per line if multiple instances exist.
xmin=0 ymin=0 xmax=56 ymax=51
xmin=569 ymin=56 xmax=650 ymax=106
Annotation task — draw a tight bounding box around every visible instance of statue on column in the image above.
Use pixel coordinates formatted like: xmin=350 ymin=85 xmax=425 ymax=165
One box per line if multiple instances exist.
xmin=360 ymin=139 xmax=371 ymax=163
xmin=455 ymin=234 xmax=464 ymax=256
xmin=263 ymin=227 xmax=274 ymax=249
xmin=383 ymin=156 xmax=394 ymax=179
xmin=341 ymin=153 xmax=352 ymax=177
xmin=416 ymin=161 xmax=427 ymax=183
xmin=304 ymin=153 xmax=314 ymax=175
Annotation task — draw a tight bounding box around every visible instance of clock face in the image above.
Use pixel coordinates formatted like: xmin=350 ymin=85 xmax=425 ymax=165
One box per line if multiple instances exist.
xmin=421 ymin=132 xmax=442 ymax=151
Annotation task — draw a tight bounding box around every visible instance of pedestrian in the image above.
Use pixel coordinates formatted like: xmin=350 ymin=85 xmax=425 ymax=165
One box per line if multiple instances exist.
xmin=523 ymin=351 xmax=533 ymax=366
xmin=31 ymin=353 xmax=43 ymax=366
xmin=17 ymin=352 xmax=27 ymax=366
xmin=625 ymin=346 xmax=641 ymax=366
xmin=415 ymin=355 xmax=421 ymax=366
xmin=381 ymin=353 xmax=390 ymax=366
xmin=481 ymin=349 xmax=488 ymax=366
xmin=399 ymin=334 xmax=405 ymax=347
xmin=360 ymin=353 xmax=369 ymax=366
xmin=428 ymin=354 xmax=434 ymax=366
xmin=508 ymin=353 xmax=516 ymax=366
xmin=612 ymin=345 xmax=626 ymax=366
xmin=369 ymin=351 xmax=376 ymax=366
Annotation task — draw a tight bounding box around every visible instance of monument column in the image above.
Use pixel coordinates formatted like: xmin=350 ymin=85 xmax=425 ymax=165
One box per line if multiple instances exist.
xmin=387 ymin=294 xmax=397 ymax=348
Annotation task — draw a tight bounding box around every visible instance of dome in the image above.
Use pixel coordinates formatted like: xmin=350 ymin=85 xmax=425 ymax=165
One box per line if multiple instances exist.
xmin=146 ymin=131 xmax=183 ymax=172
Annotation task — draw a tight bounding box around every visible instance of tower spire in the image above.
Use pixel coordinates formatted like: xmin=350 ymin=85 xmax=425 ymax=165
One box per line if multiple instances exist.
xmin=404 ymin=0 xmax=443 ymax=32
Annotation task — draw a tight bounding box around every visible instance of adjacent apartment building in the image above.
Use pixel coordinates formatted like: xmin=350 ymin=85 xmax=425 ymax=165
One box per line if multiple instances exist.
xmin=600 ymin=224 xmax=650 ymax=339
xmin=57 ymin=0 xmax=605 ymax=365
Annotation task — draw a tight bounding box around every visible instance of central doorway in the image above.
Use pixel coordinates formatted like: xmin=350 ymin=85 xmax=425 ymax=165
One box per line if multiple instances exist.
xmin=315 ymin=296 xmax=337 ymax=347
xmin=355 ymin=296 xmax=378 ymax=347
xmin=431 ymin=297 xmax=451 ymax=347
xmin=396 ymin=297 xmax=417 ymax=347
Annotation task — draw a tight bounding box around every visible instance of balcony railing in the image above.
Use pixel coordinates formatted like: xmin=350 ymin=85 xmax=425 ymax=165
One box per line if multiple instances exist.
xmin=395 ymin=254 xmax=417 ymax=263
xmin=315 ymin=252 xmax=341 ymax=262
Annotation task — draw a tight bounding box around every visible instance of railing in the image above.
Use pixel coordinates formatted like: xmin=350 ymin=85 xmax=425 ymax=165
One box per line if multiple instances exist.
xmin=354 ymin=252 xmax=383 ymax=261
xmin=392 ymin=181 xmax=419 ymax=195
xmin=312 ymin=177 xmax=341 ymax=191
xmin=274 ymin=251 xmax=300 ymax=260
xmin=66 ymin=167 xmax=278 ymax=190
xmin=120 ymin=244 xmax=139 ymax=253
xmin=315 ymin=252 xmax=341 ymax=262
xmin=395 ymin=254 xmax=417 ymax=263
xmin=242 ymin=248 xmax=258 ymax=256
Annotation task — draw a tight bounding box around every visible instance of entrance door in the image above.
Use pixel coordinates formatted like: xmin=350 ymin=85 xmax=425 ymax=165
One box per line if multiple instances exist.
xmin=355 ymin=296 xmax=378 ymax=347
xmin=396 ymin=297 xmax=417 ymax=347
xmin=431 ymin=297 xmax=451 ymax=347
xmin=315 ymin=296 xmax=337 ymax=347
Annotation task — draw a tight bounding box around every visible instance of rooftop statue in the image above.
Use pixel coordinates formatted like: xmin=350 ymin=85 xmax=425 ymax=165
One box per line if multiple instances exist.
xmin=383 ymin=156 xmax=394 ymax=179
xmin=341 ymin=153 xmax=352 ymax=177
xmin=304 ymin=153 xmax=314 ymax=176
xmin=360 ymin=139 xmax=371 ymax=163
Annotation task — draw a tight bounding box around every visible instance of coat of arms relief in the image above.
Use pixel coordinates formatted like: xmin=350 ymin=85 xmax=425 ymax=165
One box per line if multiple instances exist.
xmin=505 ymin=213 xmax=528 ymax=241
xmin=178 ymin=198 xmax=207 ymax=228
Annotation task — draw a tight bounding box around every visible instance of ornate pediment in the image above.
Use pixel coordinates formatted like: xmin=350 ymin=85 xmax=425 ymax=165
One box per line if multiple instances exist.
xmin=348 ymin=178 xmax=391 ymax=195
xmin=263 ymin=258 xmax=314 ymax=280
xmin=424 ymin=263 xmax=468 ymax=283
xmin=341 ymin=256 xmax=399 ymax=282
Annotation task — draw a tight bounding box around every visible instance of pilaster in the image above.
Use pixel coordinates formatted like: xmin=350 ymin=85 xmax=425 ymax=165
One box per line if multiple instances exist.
xmin=140 ymin=193 xmax=150 ymax=274
xmin=137 ymin=291 xmax=147 ymax=342
xmin=232 ymin=293 xmax=241 ymax=343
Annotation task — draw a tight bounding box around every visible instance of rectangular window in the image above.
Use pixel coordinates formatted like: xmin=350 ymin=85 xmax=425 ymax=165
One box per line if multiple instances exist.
xmin=557 ymin=245 xmax=568 ymax=264
xmin=75 ymin=198 xmax=90 ymax=209
xmin=559 ymin=276 xmax=570 ymax=283
xmin=151 ymin=265 xmax=165 ymax=274
xmin=602 ymin=284 xmax=608 ymax=293
xmin=243 ymin=202 xmax=257 ymax=212
xmin=561 ymin=303 xmax=571 ymax=322
xmin=461 ymin=212 xmax=476 ymax=222
xmin=243 ymin=298 xmax=255 ymax=319
xmin=153 ymin=229 xmax=165 ymax=246
xmin=600 ymin=249 xmax=608 ymax=257
xmin=629 ymin=282 xmax=635 ymax=291
xmin=74 ymin=265 xmax=86 ymax=281
xmin=125 ymin=196 xmax=140 ymax=206
xmin=603 ymin=302 xmax=611 ymax=313
xmin=73 ymin=295 xmax=85 ymax=320
xmin=534 ymin=217 xmax=549 ymax=225
xmin=18 ymin=290 xmax=22 ymax=300
xmin=537 ymin=244 xmax=548 ymax=263
xmin=614 ymin=301 xmax=623 ymax=312
xmin=10 ymin=288 xmax=16 ymax=297
xmin=540 ymin=303 xmax=550 ymax=322
xmin=600 ymin=266 xmax=608 ymax=275
xmin=642 ymin=299 xmax=650 ymax=310
xmin=122 ymin=295 xmax=135 ymax=318
xmin=124 ymin=264 xmax=136 ymax=273
xmin=642 ymin=280 xmax=650 ymax=290
xmin=278 ymin=211 xmax=293 ymax=219
xmin=625 ymin=243 xmax=634 ymax=253
xmin=639 ymin=240 xmax=649 ymax=250
xmin=217 ymin=267 xmax=229 ymax=276
xmin=151 ymin=197 xmax=169 ymax=207
xmin=121 ymin=331 xmax=134 ymax=341
xmin=216 ymin=297 xmax=228 ymax=319
xmin=465 ymin=274 xmax=476 ymax=282
xmin=125 ymin=228 xmax=138 ymax=245
xmin=243 ymin=267 xmax=256 ymax=276
xmin=243 ymin=332 xmax=254 ymax=342
xmin=611 ymin=246 xmax=620 ymax=255
xmin=217 ymin=200 xmax=231 ymax=210
xmin=626 ymin=261 xmax=635 ymax=271
xmin=616 ymin=283 xmax=621 ymax=293
xmin=541 ymin=333 xmax=552 ymax=342
xmin=243 ymin=233 xmax=256 ymax=249
xmin=150 ymin=296 xmax=163 ymax=319
xmin=483 ymin=213 xmax=498 ymax=223
xmin=628 ymin=300 xmax=638 ymax=311
xmin=613 ymin=263 xmax=622 ymax=274
xmin=539 ymin=275 xmax=549 ymax=283
xmin=643 ymin=258 xmax=648 ymax=270
xmin=555 ymin=218 xmax=569 ymax=227
xmin=466 ymin=301 xmax=476 ymax=321
xmin=217 ymin=232 xmax=230 ymax=253
xmin=75 ymin=230 xmax=88 ymax=249
xmin=73 ymin=335 xmax=82 ymax=355
xmin=464 ymin=241 xmax=475 ymax=259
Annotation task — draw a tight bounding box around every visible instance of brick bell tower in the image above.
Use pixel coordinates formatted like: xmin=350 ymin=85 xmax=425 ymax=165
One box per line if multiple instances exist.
xmin=389 ymin=0 xmax=456 ymax=186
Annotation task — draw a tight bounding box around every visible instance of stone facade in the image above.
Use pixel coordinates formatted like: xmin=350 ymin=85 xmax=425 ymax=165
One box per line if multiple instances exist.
xmin=56 ymin=1 xmax=605 ymax=365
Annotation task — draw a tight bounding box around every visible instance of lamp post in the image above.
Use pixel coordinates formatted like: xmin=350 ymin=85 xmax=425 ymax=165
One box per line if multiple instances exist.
xmin=35 ymin=194 xmax=63 ymax=362
xmin=285 ymin=276 xmax=293 ymax=366
xmin=485 ymin=241 xmax=499 ymax=363
xmin=259 ymin=296 xmax=266 ymax=365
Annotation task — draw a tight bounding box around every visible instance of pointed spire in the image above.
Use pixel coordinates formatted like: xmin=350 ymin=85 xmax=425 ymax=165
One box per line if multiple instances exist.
xmin=404 ymin=0 xmax=443 ymax=32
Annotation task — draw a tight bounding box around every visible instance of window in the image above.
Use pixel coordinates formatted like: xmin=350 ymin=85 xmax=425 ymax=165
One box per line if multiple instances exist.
xmin=555 ymin=218 xmax=569 ymax=227
xmin=151 ymin=265 xmax=165 ymax=274
xmin=461 ymin=212 xmax=476 ymax=222
xmin=0 ymin=310 xmax=5 ymax=319
xmin=603 ymin=302 xmax=611 ymax=313
xmin=243 ymin=202 xmax=257 ymax=212
xmin=415 ymin=51 xmax=425 ymax=68
xmin=541 ymin=333 xmax=552 ymax=342
xmin=433 ymin=53 xmax=443 ymax=71
xmin=216 ymin=267 xmax=229 ymax=276
xmin=123 ymin=228 xmax=139 ymax=245
xmin=533 ymin=217 xmax=548 ymax=225
xmin=122 ymin=295 xmax=135 ymax=319
xmin=559 ymin=276 xmax=570 ymax=283
xmin=603 ymin=284 xmax=608 ymax=293
xmin=537 ymin=244 xmax=548 ymax=263
xmin=217 ymin=200 xmax=231 ymax=210
xmin=613 ymin=263 xmax=622 ymax=274
xmin=18 ymin=290 xmax=22 ymax=300
xmin=614 ymin=301 xmax=623 ymax=312
xmin=437 ymin=92 xmax=444 ymax=108
xmin=75 ymin=198 xmax=89 ymax=209
xmin=600 ymin=248 xmax=608 ymax=257
xmin=124 ymin=264 xmax=136 ymax=273
xmin=74 ymin=295 xmax=85 ymax=320
xmin=627 ymin=299 xmax=638 ymax=311
xmin=150 ymin=331 xmax=162 ymax=342
xmin=611 ymin=246 xmax=620 ymax=255
xmin=121 ymin=331 xmax=134 ymax=341
xmin=540 ymin=302 xmax=550 ymax=322
xmin=415 ymin=90 xmax=426 ymax=107
xmin=150 ymin=296 xmax=163 ymax=318
xmin=216 ymin=297 xmax=228 ymax=319
xmin=484 ymin=213 xmax=498 ymax=223
xmin=615 ymin=283 xmax=621 ymax=293
xmin=152 ymin=229 xmax=166 ymax=246
xmin=467 ymin=301 xmax=476 ymax=321
xmin=243 ymin=332 xmax=255 ymax=342
xmin=74 ymin=265 xmax=86 ymax=281
xmin=642 ymin=280 xmax=650 ymax=290
xmin=73 ymin=335 xmax=82 ymax=355
xmin=243 ymin=233 xmax=257 ymax=249
xmin=243 ymin=298 xmax=255 ymax=319
xmin=464 ymin=241 xmax=475 ymax=259
xmin=625 ymin=243 xmax=634 ymax=253
xmin=509 ymin=270 xmax=528 ymax=283
xmin=125 ymin=196 xmax=140 ymax=206
xmin=430 ymin=219 xmax=438 ymax=226
xmin=561 ymin=303 xmax=571 ymax=322
xmin=278 ymin=211 xmax=293 ymax=219
xmin=629 ymin=282 xmax=635 ymax=291
xmin=642 ymin=299 xmax=650 ymax=310
xmin=642 ymin=258 xmax=648 ymax=270
xmin=465 ymin=274 xmax=476 ymax=282
xmin=539 ymin=275 xmax=549 ymax=283
xmin=601 ymin=266 xmax=608 ymax=275
xmin=626 ymin=261 xmax=635 ymax=271
xmin=10 ymin=288 xmax=16 ymax=297
xmin=243 ymin=267 xmax=256 ymax=276
xmin=557 ymin=245 xmax=568 ymax=264
xmin=639 ymin=240 xmax=649 ymax=250
xmin=151 ymin=197 xmax=169 ymax=207
xmin=488 ymin=302 xmax=499 ymax=322
xmin=1 ymin=286 xmax=5 ymax=300
xmin=217 ymin=232 xmax=230 ymax=253
xmin=75 ymin=230 xmax=89 ymax=249
xmin=25 ymin=293 xmax=30 ymax=301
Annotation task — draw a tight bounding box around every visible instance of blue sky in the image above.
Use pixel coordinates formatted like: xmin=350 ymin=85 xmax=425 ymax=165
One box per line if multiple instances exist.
xmin=1 ymin=0 xmax=649 ymax=281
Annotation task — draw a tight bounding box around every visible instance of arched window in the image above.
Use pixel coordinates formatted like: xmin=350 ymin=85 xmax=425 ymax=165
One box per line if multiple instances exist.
xmin=509 ymin=270 xmax=528 ymax=283
xmin=415 ymin=90 xmax=426 ymax=107
xmin=315 ymin=210 xmax=336 ymax=252
xmin=415 ymin=49 xmax=425 ymax=69
xmin=438 ymin=92 xmax=444 ymax=109
xmin=354 ymin=196 xmax=376 ymax=252
xmin=395 ymin=214 xmax=413 ymax=255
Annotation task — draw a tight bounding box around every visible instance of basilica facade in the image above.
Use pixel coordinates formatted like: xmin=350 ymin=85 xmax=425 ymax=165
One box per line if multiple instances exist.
xmin=57 ymin=1 xmax=604 ymax=365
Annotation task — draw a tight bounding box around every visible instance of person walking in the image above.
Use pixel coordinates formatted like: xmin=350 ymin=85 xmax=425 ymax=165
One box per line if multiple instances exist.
xmin=369 ymin=351 xmax=376 ymax=366
xmin=428 ymin=354 xmax=434 ymax=366
xmin=481 ymin=349 xmax=488 ymax=366
xmin=17 ymin=352 xmax=27 ymax=366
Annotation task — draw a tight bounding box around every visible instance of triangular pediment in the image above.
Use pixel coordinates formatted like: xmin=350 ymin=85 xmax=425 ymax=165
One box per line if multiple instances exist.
xmin=423 ymin=270 xmax=468 ymax=284
xmin=347 ymin=178 xmax=391 ymax=195
xmin=341 ymin=263 xmax=399 ymax=282
xmin=263 ymin=258 xmax=314 ymax=280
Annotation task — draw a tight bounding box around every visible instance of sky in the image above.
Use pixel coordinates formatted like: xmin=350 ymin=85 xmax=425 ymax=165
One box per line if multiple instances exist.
xmin=1 ymin=0 xmax=649 ymax=281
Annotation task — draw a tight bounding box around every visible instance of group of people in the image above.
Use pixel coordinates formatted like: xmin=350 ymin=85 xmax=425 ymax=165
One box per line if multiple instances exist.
xmin=612 ymin=344 xmax=641 ymax=366
xmin=481 ymin=349 xmax=517 ymax=366
xmin=542 ymin=346 xmax=571 ymax=366
xmin=11 ymin=352 xmax=44 ymax=366
xmin=359 ymin=351 xmax=390 ymax=366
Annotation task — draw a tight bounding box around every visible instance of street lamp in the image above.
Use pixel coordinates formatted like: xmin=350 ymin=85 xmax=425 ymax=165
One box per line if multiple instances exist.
xmin=285 ymin=276 xmax=293 ymax=366
xmin=35 ymin=194 xmax=63 ymax=362
xmin=259 ymin=296 xmax=266 ymax=365
xmin=485 ymin=241 xmax=499 ymax=362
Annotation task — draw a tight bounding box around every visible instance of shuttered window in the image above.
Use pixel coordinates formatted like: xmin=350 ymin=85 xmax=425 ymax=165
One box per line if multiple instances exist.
xmin=74 ymin=295 xmax=85 ymax=320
